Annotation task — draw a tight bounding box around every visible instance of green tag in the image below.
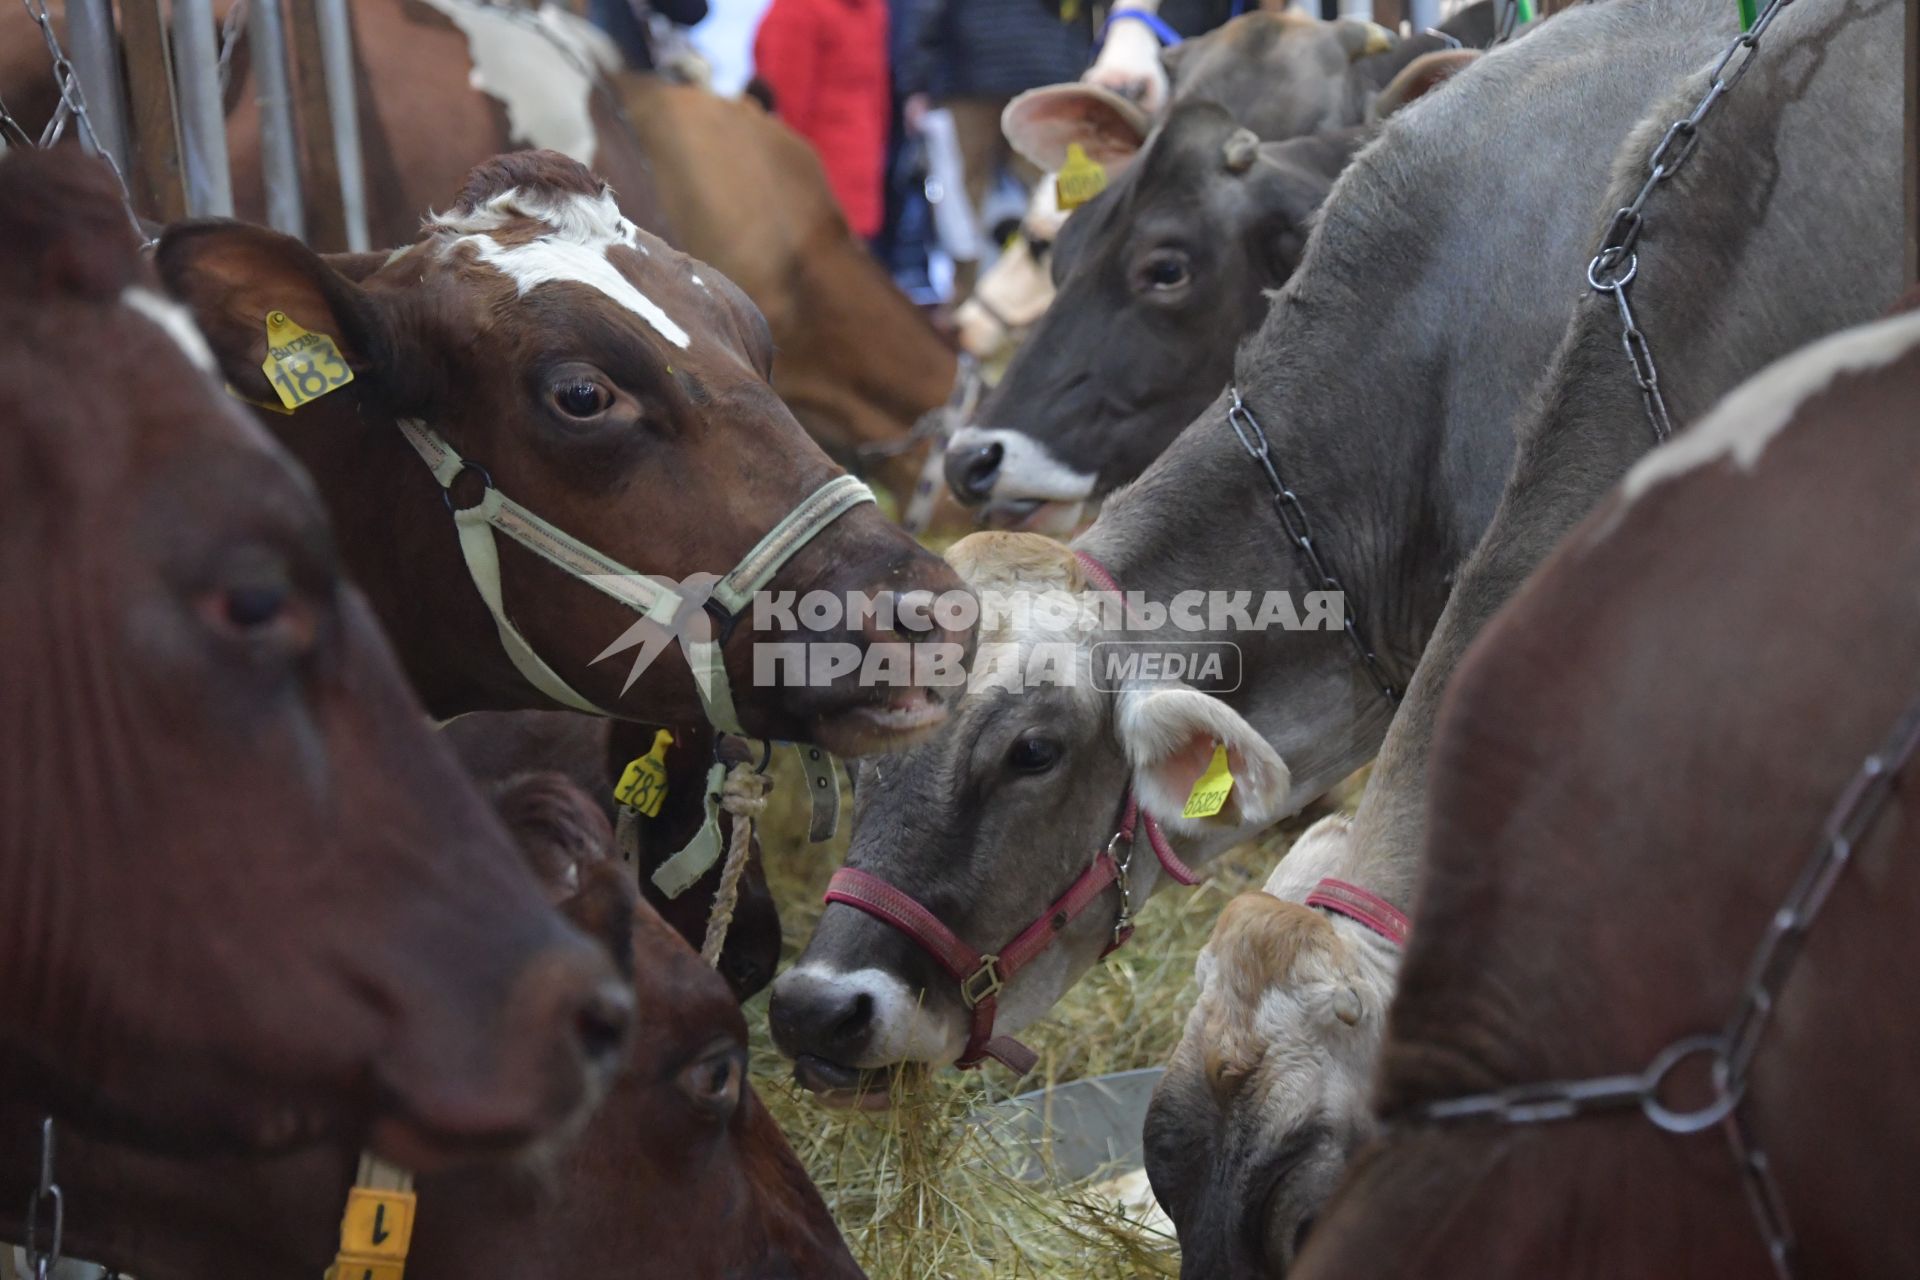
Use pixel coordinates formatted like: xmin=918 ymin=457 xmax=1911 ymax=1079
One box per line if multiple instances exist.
xmin=1181 ymin=744 xmax=1235 ymax=820
xmin=1055 ymin=143 xmax=1108 ymax=211
xmin=613 ymin=728 xmax=674 ymax=818
xmin=260 ymin=310 xmax=354 ymax=410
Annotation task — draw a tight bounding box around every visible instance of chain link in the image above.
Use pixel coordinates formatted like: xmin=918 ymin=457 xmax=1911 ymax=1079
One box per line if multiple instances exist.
xmin=1402 ymin=691 xmax=1920 ymax=1280
xmin=13 ymin=0 xmax=150 ymax=244
xmin=20 ymin=1118 xmax=62 ymax=1280
xmin=1226 ymin=387 xmax=1400 ymax=705
xmin=1584 ymin=0 xmax=1797 ymax=444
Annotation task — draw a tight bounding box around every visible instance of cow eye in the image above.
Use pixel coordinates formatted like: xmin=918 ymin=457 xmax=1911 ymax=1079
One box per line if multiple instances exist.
xmin=552 ymin=378 xmax=611 ymax=419
xmin=1136 ymin=249 xmax=1191 ymax=292
xmin=198 ymin=563 xmax=316 ymax=656
xmin=677 ymin=1042 xmax=745 ymax=1119
xmin=224 ymin=584 xmax=286 ymax=629
xmin=1007 ymin=734 xmax=1062 ymax=774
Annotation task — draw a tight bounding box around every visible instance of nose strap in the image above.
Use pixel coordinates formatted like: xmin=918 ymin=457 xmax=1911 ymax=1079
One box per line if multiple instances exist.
xmin=395 ymin=418 xmax=874 ymax=735
xmin=823 ymin=787 xmax=1187 ymax=1077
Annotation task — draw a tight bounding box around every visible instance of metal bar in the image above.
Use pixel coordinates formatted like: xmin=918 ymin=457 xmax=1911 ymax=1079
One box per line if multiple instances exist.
xmin=120 ymin=0 xmax=187 ymax=222
xmin=1906 ymin=0 xmax=1917 ymax=285
xmin=62 ymin=0 xmax=130 ymax=172
xmin=248 ymin=0 xmax=304 ymax=236
xmin=315 ymin=0 xmax=368 ymax=250
xmin=1407 ymin=0 xmax=1442 ymax=31
xmin=1340 ymin=0 xmax=1377 ymax=20
xmin=286 ymin=0 xmax=346 ymax=249
xmin=169 ymin=0 xmax=234 ymax=215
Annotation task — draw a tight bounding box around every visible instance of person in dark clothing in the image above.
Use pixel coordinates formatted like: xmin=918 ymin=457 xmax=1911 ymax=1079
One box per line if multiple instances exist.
xmin=896 ymin=0 xmax=1091 ymax=297
xmin=590 ymin=0 xmax=710 ymax=71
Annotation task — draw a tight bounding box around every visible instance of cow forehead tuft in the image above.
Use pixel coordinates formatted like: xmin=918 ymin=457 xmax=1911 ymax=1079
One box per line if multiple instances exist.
xmin=1211 ymin=892 xmax=1337 ymax=991
xmin=428 ymin=182 xmax=637 ymax=249
xmin=947 ymin=531 xmax=1083 ymax=596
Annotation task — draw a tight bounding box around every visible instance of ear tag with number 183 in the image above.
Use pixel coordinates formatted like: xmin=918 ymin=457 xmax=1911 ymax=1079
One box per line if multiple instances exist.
xmin=261 ymin=309 xmax=354 ymax=410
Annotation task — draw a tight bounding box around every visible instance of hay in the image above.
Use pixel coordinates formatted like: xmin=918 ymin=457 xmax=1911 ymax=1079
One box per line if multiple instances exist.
xmin=745 ymin=751 xmax=1363 ymax=1279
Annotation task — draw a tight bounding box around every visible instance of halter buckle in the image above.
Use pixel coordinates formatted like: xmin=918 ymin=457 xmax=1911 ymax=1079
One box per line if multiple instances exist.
xmin=960 ymin=955 xmax=1004 ymax=1008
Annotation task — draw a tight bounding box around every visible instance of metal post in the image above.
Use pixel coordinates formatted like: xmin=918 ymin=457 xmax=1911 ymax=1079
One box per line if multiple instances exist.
xmin=249 ymin=0 xmax=305 ymax=236
xmin=1407 ymin=0 xmax=1442 ymax=32
xmin=1905 ymin=0 xmax=1917 ymax=284
xmin=1340 ymin=0 xmax=1376 ymax=21
xmin=315 ymin=0 xmax=368 ymax=250
xmin=169 ymin=0 xmax=234 ymax=216
xmin=63 ymin=0 xmax=130 ymax=172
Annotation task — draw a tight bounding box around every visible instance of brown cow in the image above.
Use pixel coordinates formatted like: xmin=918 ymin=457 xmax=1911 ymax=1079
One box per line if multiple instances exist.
xmin=1295 ymin=308 xmax=1920 ymax=1277
xmin=155 ymin=150 xmax=972 ymax=752
xmin=0 ymin=0 xmax=955 ymax=498
xmin=0 ymin=146 xmax=630 ymax=1163
xmin=617 ymin=77 xmax=958 ymax=498
xmin=0 ymin=773 xmax=866 ymax=1280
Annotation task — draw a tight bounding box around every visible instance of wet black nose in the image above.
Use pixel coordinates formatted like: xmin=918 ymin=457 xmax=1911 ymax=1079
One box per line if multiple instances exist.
xmin=944 ymin=439 xmax=1004 ymax=505
xmin=768 ymin=971 xmax=877 ymax=1063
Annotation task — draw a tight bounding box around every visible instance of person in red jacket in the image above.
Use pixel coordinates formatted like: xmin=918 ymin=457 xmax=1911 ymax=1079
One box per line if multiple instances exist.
xmin=752 ymin=0 xmax=890 ymax=239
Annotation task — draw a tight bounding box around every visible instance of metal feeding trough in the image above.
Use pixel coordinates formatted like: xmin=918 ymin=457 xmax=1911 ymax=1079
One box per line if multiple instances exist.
xmin=978 ymin=1067 xmax=1165 ymax=1183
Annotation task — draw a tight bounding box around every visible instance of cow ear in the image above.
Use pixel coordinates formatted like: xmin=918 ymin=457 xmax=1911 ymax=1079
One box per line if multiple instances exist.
xmin=155 ymin=220 xmax=393 ymax=407
xmin=1001 ymin=83 xmax=1150 ymax=174
xmin=1116 ymin=684 xmax=1291 ymax=835
xmin=1244 ymin=131 xmax=1363 ymax=278
xmin=1370 ymin=49 xmax=1482 ymax=121
xmin=1336 ymin=18 xmax=1399 ymax=60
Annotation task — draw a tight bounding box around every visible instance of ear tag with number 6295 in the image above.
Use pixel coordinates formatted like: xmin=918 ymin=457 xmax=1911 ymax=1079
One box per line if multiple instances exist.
xmin=1055 ymin=143 xmax=1108 ymax=211
xmin=1182 ymin=743 xmax=1236 ymax=820
xmin=261 ymin=309 xmax=354 ymax=410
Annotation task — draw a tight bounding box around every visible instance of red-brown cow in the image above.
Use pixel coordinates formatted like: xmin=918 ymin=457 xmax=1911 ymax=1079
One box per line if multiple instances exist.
xmin=0 ymin=773 xmax=865 ymax=1280
xmin=155 ymin=150 xmax=972 ymax=752
xmin=1295 ymin=307 xmax=1920 ymax=1277
xmin=0 ymin=146 xmax=630 ymax=1163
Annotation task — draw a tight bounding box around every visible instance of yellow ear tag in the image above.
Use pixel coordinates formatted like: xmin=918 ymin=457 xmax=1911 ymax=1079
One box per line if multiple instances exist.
xmin=1182 ymin=744 xmax=1236 ymax=820
xmin=325 ymin=1185 xmax=416 ymax=1280
xmin=260 ymin=309 xmax=354 ymax=411
xmin=1055 ymin=143 xmax=1109 ymax=211
xmin=614 ymin=728 xmax=675 ymax=818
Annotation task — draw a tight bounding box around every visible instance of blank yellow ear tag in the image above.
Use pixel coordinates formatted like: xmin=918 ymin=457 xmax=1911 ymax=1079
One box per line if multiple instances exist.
xmin=1182 ymin=744 xmax=1236 ymax=820
xmin=1055 ymin=143 xmax=1109 ymax=211
xmin=260 ymin=309 xmax=354 ymax=410
xmin=614 ymin=727 xmax=675 ymax=818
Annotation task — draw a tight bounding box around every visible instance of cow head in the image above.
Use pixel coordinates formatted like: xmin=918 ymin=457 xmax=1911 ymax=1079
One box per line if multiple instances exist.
xmin=945 ymin=103 xmax=1364 ymax=516
xmin=414 ymin=888 xmax=866 ymax=1279
xmin=1144 ymin=818 xmax=1397 ymax=1278
xmin=768 ymin=533 xmax=1289 ymax=1100
xmin=0 ymin=147 xmax=632 ymax=1161
xmin=1165 ymin=11 xmax=1397 ymax=139
xmin=158 ymin=150 xmax=971 ymax=753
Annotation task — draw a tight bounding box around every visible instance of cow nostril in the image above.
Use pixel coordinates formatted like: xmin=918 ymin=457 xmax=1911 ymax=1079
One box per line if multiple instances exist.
xmin=831 ymin=992 xmax=874 ymax=1044
xmin=573 ymin=981 xmax=634 ymax=1072
xmin=944 ymin=441 xmax=1004 ymax=505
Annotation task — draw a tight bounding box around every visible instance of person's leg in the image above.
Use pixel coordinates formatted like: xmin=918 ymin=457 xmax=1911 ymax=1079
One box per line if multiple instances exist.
xmin=942 ymin=94 xmax=1011 ymax=300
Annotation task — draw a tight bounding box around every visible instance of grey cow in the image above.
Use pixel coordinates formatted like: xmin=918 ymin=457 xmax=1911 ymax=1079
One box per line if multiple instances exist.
xmin=1147 ymin=0 xmax=1908 ymax=1274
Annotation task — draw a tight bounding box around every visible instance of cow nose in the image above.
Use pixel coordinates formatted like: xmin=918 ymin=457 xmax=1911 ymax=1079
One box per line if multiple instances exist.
xmin=768 ymin=970 xmax=877 ymax=1065
xmin=506 ymin=946 xmax=637 ymax=1098
xmin=944 ymin=439 xmax=1004 ymax=505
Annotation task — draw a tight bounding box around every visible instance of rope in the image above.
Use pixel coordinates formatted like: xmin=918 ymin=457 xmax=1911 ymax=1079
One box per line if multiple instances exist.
xmin=699 ymin=762 xmax=769 ymax=966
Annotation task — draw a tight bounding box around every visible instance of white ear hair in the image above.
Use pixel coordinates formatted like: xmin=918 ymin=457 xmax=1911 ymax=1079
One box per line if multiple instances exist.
xmin=1116 ymin=683 xmax=1291 ymax=835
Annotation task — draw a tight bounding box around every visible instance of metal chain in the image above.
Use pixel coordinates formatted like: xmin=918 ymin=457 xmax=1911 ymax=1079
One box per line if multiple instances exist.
xmin=1226 ymin=387 xmax=1400 ymax=704
xmin=1402 ymin=690 xmax=1920 ymax=1280
xmin=20 ymin=1118 xmax=62 ymax=1280
xmin=14 ymin=0 xmax=150 ymax=244
xmin=1585 ymin=0 xmax=1798 ymax=443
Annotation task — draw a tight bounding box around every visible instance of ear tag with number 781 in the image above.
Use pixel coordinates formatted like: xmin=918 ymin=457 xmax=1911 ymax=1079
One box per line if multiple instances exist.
xmin=261 ymin=309 xmax=354 ymax=410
